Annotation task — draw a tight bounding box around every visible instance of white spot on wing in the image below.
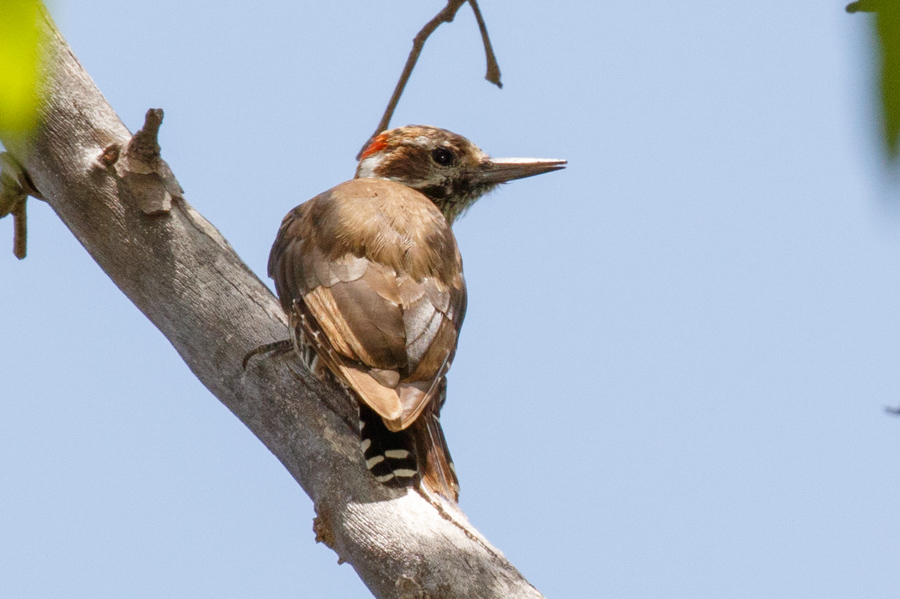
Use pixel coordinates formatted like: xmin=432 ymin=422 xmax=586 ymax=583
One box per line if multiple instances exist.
xmin=366 ymin=455 xmax=385 ymax=468
xmin=393 ymin=469 xmax=416 ymax=478
xmin=360 ymin=439 xmax=372 ymax=452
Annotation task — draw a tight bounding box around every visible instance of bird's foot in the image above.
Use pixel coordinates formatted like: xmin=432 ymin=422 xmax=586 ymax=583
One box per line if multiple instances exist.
xmin=242 ymin=338 xmax=293 ymax=370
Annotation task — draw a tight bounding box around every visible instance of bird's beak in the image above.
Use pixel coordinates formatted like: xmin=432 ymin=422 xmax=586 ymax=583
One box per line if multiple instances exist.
xmin=475 ymin=157 xmax=567 ymax=185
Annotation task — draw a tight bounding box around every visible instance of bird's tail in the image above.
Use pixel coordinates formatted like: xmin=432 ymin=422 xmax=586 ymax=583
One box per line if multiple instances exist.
xmin=408 ymin=400 xmax=460 ymax=503
xmin=358 ymin=393 xmax=459 ymax=503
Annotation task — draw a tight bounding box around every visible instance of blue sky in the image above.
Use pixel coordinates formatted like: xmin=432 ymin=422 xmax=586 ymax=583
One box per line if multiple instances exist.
xmin=2 ymin=1 xmax=899 ymax=597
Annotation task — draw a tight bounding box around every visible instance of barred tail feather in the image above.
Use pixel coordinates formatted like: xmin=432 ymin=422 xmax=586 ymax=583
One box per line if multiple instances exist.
xmin=358 ymin=404 xmax=418 ymax=486
xmin=358 ymin=402 xmax=459 ymax=502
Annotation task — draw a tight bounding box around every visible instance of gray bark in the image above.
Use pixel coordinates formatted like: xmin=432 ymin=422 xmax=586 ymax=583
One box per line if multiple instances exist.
xmin=0 ymin=11 xmax=545 ymax=599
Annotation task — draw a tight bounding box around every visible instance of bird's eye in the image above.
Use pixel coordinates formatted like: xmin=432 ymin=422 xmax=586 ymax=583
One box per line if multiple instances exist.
xmin=431 ymin=148 xmax=455 ymax=166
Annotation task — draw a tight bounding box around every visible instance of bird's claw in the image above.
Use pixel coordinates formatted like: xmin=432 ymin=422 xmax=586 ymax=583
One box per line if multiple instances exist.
xmin=242 ymin=339 xmax=293 ymax=370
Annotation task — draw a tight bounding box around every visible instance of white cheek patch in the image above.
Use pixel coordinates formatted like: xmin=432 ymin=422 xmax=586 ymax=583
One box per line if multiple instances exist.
xmin=356 ymin=154 xmax=384 ymax=179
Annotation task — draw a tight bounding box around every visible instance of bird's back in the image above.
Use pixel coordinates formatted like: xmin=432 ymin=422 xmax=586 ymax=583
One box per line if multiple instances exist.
xmin=268 ymin=177 xmax=466 ymax=429
xmin=271 ymin=179 xmax=462 ymax=288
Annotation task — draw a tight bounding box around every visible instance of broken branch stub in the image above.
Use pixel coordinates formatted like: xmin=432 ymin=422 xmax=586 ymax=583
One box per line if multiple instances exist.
xmin=0 ymin=152 xmax=41 ymax=259
xmin=118 ymin=108 xmax=184 ymax=215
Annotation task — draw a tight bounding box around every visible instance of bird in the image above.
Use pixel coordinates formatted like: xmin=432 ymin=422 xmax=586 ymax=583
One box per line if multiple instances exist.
xmin=259 ymin=125 xmax=565 ymax=502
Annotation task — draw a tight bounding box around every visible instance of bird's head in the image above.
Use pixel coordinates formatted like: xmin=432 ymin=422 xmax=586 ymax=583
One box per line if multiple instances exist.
xmin=356 ymin=125 xmax=566 ymax=223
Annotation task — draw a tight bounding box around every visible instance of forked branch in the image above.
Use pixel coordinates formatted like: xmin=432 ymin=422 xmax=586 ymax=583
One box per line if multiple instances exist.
xmin=357 ymin=0 xmax=504 ymax=159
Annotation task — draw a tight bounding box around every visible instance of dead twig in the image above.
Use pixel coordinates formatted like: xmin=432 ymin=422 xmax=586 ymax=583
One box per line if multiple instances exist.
xmin=0 ymin=152 xmax=41 ymax=260
xmin=469 ymin=0 xmax=502 ymax=87
xmin=357 ymin=0 xmax=504 ymax=159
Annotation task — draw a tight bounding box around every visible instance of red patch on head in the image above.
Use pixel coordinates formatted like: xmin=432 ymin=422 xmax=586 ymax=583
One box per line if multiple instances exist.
xmin=361 ymin=133 xmax=389 ymax=159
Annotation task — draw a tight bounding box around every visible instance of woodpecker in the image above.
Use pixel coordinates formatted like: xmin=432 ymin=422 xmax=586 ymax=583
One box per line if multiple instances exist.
xmin=263 ymin=125 xmax=565 ymax=502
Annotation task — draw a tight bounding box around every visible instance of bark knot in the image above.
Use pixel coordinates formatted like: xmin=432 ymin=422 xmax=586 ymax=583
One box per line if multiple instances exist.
xmin=313 ymin=502 xmax=343 ymax=563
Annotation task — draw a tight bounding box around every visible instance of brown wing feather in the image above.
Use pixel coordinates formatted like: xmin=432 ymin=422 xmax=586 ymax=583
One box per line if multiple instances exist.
xmin=304 ymin=272 xmax=404 ymax=366
xmin=289 ymin=299 xmax=405 ymax=426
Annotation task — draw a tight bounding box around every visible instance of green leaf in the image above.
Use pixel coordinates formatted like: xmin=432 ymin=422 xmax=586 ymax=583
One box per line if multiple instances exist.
xmin=876 ymin=3 xmax=900 ymax=158
xmin=846 ymin=1 xmax=879 ymax=14
xmin=0 ymin=0 xmax=45 ymax=135
xmin=847 ymin=1 xmax=900 ymax=159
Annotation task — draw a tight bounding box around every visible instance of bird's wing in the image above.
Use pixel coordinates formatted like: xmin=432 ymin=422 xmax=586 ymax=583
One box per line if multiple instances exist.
xmin=289 ymin=294 xmax=407 ymax=426
xmin=388 ymin=274 xmax=466 ymax=429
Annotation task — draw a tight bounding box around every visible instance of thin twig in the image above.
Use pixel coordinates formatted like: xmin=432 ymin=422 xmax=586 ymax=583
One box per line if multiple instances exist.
xmin=357 ymin=0 xmax=466 ymax=159
xmin=356 ymin=0 xmax=504 ymax=159
xmin=468 ymin=0 xmax=502 ymax=88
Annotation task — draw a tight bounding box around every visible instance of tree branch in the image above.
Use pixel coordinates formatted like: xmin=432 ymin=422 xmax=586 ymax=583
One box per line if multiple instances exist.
xmin=0 ymin=10 xmax=544 ymax=599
